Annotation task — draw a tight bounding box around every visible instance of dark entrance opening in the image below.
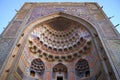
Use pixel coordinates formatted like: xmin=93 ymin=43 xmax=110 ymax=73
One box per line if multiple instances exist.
xmin=30 ymin=70 xmax=35 ymax=77
xmin=57 ymin=76 xmax=63 ymax=80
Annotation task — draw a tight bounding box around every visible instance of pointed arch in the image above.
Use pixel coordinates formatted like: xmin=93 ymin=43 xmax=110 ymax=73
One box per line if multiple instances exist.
xmin=23 ymin=12 xmax=98 ymax=38
xmin=17 ymin=12 xmax=102 ymax=79
xmin=75 ymin=59 xmax=90 ymax=78
xmin=30 ymin=58 xmax=45 ymax=77
xmin=53 ymin=63 xmax=67 ymax=73
xmin=52 ymin=63 xmax=68 ymax=80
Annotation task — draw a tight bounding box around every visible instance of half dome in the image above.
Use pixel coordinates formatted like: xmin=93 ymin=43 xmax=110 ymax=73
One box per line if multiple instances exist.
xmin=28 ymin=17 xmax=92 ymax=62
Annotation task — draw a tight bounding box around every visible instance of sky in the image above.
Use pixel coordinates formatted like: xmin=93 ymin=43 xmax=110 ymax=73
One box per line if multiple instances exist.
xmin=0 ymin=0 xmax=120 ymax=34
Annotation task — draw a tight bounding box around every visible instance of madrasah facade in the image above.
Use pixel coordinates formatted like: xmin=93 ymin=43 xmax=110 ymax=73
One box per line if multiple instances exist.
xmin=0 ymin=2 xmax=120 ymax=80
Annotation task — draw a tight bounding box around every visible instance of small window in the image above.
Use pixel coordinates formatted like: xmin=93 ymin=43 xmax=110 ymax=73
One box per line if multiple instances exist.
xmin=85 ymin=71 xmax=90 ymax=77
xmin=30 ymin=70 xmax=35 ymax=77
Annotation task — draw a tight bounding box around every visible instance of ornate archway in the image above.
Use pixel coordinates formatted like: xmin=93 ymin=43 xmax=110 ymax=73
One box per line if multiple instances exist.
xmin=53 ymin=63 xmax=67 ymax=80
xmin=2 ymin=12 xmax=111 ymax=80
xmin=75 ymin=59 xmax=90 ymax=78
xmin=30 ymin=58 xmax=45 ymax=78
xmin=14 ymin=13 xmax=103 ymax=80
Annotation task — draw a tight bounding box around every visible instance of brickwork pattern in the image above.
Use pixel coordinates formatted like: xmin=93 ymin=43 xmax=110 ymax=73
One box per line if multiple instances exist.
xmin=3 ymin=21 xmax=22 ymax=37
xmin=0 ymin=38 xmax=15 ymax=69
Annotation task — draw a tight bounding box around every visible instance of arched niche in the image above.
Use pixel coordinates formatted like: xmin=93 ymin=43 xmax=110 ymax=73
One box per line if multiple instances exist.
xmin=19 ymin=12 xmax=102 ymax=78
xmin=30 ymin=58 xmax=45 ymax=78
xmin=4 ymin=12 xmax=111 ymax=80
xmin=75 ymin=59 xmax=90 ymax=79
xmin=52 ymin=63 xmax=67 ymax=80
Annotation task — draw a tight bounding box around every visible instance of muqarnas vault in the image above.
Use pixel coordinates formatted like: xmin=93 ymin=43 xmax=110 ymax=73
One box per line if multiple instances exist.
xmin=0 ymin=2 xmax=120 ymax=80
